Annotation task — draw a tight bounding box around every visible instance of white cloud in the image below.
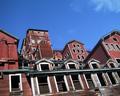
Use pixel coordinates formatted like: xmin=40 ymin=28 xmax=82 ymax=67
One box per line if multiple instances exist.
xmin=91 ymin=0 xmax=120 ymax=13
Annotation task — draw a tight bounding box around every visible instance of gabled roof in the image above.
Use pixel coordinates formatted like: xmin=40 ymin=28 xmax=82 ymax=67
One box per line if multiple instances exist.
xmin=87 ymin=58 xmax=100 ymax=64
xmin=0 ymin=29 xmax=19 ymax=41
xmin=66 ymin=40 xmax=84 ymax=45
xmin=106 ymin=59 xmax=117 ymax=64
xmin=101 ymin=30 xmax=120 ymax=40
xmin=35 ymin=58 xmax=54 ymax=64
xmin=62 ymin=40 xmax=84 ymax=53
xmin=64 ymin=59 xmax=79 ymax=64
xmin=84 ymin=31 xmax=118 ymax=63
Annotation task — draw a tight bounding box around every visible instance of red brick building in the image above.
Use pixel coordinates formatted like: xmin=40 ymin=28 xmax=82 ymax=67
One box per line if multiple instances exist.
xmin=0 ymin=29 xmax=18 ymax=70
xmin=0 ymin=30 xmax=32 ymax=96
xmin=85 ymin=31 xmax=120 ymax=65
xmin=0 ymin=29 xmax=120 ymax=96
xmin=62 ymin=40 xmax=88 ymax=61
xmin=21 ymin=29 xmax=53 ymax=68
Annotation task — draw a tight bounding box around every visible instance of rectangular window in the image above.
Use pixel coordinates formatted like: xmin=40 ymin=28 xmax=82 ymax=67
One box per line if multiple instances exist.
xmin=41 ymin=64 xmax=49 ymax=70
xmin=97 ymin=73 xmax=106 ymax=86
xmin=69 ymin=64 xmax=76 ymax=69
xmin=92 ymin=64 xmax=98 ymax=69
xmin=10 ymin=74 xmax=22 ymax=95
xmin=71 ymin=75 xmax=82 ymax=90
xmin=92 ymin=64 xmax=106 ymax=86
xmin=11 ymin=76 xmax=20 ymax=91
xmin=38 ymin=76 xmax=49 ymax=94
xmin=107 ymin=72 xmax=116 ymax=84
xmin=85 ymin=74 xmax=95 ymax=89
xmin=55 ymin=75 xmax=67 ymax=92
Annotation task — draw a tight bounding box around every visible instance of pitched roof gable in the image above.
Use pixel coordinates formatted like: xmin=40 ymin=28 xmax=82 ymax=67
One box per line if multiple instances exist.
xmin=0 ymin=29 xmax=19 ymax=41
xmin=101 ymin=30 xmax=120 ymax=40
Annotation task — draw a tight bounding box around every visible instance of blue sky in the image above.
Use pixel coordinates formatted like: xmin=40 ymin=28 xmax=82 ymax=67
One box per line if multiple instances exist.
xmin=0 ymin=0 xmax=120 ymax=51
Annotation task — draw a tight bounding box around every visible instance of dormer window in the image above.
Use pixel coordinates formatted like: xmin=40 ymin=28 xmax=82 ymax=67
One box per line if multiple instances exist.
xmin=37 ymin=62 xmax=51 ymax=71
xmin=92 ymin=64 xmax=98 ymax=69
xmin=41 ymin=64 xmax=49 ymax=70
xmin=69 ymin=64 xmax=76 ymax=69
xmin=109 ymin=63 xmax=115 ymax=68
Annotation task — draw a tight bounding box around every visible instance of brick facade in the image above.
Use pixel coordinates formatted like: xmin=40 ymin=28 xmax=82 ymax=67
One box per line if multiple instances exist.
xmin=0 ymin=29 xmax=120 ymax=96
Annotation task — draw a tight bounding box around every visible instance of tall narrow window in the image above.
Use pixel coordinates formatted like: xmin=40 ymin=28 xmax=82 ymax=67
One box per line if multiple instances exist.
xmin=97 ymin=73 xmax=106 ymax=86
xmin=92 ymin=64 xmax=106 ymax=86
xmin=71 ymin=75 xmax=82 ymax=90
xmin=10 ymin=74 xmax=22 ymax=93
xmin=85 ymin=74 xmax=95 ymax=89
xmin=11 ymin=76 xmax=20 ymax=91
xmin=107 ymin=72 xmax=116 ymax=84
xmin=56 ymin=75 xmax=67 ymax=92
xmin=38 ymin=76 xmax=49 ymax=94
